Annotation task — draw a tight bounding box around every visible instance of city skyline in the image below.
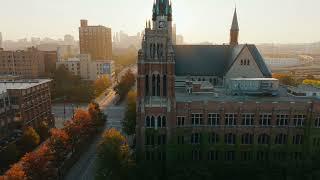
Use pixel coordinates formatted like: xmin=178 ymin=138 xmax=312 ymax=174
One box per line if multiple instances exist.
xmin=1 ymin=0 xmax=320 ymax=44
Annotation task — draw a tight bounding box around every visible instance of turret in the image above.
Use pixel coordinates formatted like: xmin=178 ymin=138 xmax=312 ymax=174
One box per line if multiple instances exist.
xmin=230 ymin=8 xmax=239 ymax=45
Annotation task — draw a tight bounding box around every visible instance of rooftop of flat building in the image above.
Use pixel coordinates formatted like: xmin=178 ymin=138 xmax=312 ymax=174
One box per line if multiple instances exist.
xmin=175 ymin=86 xmax=318 ymax=103
xmin=288 ymin=85 xmax=320 ymax=93
xmin=0 ymin=79 xmax=52 ymax=93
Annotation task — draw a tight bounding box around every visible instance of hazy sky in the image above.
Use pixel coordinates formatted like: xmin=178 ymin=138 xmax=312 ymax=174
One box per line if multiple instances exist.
xmin=1 ymin=0 xmax=320 ymax=44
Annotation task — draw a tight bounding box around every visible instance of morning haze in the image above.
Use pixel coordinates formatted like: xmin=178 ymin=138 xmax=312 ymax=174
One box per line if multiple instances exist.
xmin=1 ymin=0 xmax=320 ymax=44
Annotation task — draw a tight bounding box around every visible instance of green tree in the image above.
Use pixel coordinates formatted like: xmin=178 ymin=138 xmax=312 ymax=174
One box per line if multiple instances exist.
xmin=0 ymin=144 xmax=20 ymax=170
xmin=18 ymin=127 xmax=40 ymax=153
xmin=53 ymin=65 xmax=94 ymax=103
xmin=95 ymin=128 xmax=132 ymax=180
xmin=122 ymin=91 xmax=137 ymax=135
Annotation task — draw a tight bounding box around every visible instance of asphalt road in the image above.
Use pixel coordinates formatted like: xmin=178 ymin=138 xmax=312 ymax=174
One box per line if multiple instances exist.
xmin=64 ymin=96 xmax=125 ymax=180
xmin=62 ymin=65 xmax=135 ymax=180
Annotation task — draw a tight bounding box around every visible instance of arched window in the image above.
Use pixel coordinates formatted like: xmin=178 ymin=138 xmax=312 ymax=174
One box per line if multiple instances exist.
xmin=163 ymin=75 xmax=167 ymax=97
xmin=152 ymin=75 xmax=156 ymax=96
xmin=258 ymin=134 xmax=270 ymax=144
xmin=241 ymin=59 xmax=243 ymax=65
xmin=275 ymin=133 xmax=287 ymax=144
xmin=156 ymin=43 xmax=160 ymax=58
xmin=209 ymin=132 xmax=219 ymax=144
xmin=152 ymin=44 xmax=156 ymax=58
xmin=225 ymin=133 xmax=236 ymax=145
xmin=157 ymin=116 xmax=162 ymax=128
xmin=151 ymin=116 xmax=155 ymax=128
xmin=146 ymin=116 xmax=151 ymax=127
xmin=156 ymin=74 xmax=161 ymax=96
xmin=160 ymin=43 xmax=163 ymax=58
xmin=162 ymin=116 xmax=166 ymax=127
xmin=247 ymin=59 xmax=250 ymax=65
xmin=149 ymin=44 xmax=152 ymax=58
xmin=241 ymin=133 xmax=253 ymax=144
xmin=145 ymin=75 xmax=149 ymax=96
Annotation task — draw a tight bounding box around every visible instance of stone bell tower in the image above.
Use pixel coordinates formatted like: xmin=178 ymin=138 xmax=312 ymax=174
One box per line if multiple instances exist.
xmin=136 ymin=0 xmax=176 ymax=160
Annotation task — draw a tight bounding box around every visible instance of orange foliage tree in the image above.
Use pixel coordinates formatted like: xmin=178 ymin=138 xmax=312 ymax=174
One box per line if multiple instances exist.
xmin=4 ymin=164 xmax=27 ymax=179
xmin=47 ymin=128 xmax=70 ymax=164
xmin=64 ymin=109 xmax=94 ymax=150
xmin=88 ymin=102 xmax=106 ymax=126
xmin=21 ymin=145 xmax=56 ymax=180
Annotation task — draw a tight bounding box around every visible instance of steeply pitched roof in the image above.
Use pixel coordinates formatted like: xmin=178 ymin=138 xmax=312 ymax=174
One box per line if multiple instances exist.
xmin=173 ymin=44 xmax=272 ymax=78
xmin=246 ymin=44 xmax=272 ymax=77
xmin=173 ymin=45 xmax=230 ymax=76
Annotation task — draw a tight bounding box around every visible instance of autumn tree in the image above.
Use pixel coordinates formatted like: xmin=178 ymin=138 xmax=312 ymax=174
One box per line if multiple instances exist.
xmin=95 ymin=128 xmax=132 ymax=180
xmin=88 ymin=102 xmax=106 ymax=126
xmin=114 ymin=69 xmax=135 ymax=101
xmin=122 ymin=91 xmax=137 ymax=135
xmin=47 ymin=128 xmax=70 ymax=164
xmin=21 ymin=145 xmax=56 ymax=180
xmin=38 ymin=120 xmax=50 ymax=142
xmin=18 ymin=127 xmax=40 ymax=153
xmin=94 ymin=76 xmax=111 ymax=97
xmin=273 ymin=73 xmax=298 ymax=86
xmin=4 ymin=164 xmax=27 ymax=179
xmin=64 ymin=109 xmax=93 ymax=150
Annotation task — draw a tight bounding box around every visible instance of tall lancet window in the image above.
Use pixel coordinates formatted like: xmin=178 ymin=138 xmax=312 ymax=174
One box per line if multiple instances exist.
xmin=145 ymin=75 xmax=149 ymax=96
xmin=156 ymin=74 xmax=161 ymax=96
xmin=152 ymin=74 xmax=156 ymax=96
xmin=163 ymin=75 xmax=167 ymax=97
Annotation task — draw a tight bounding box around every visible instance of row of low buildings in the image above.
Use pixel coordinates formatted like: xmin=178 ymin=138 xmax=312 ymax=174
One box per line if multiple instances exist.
xmin=0 ymin=47 xmax=57 ymax=78
xmin=0 ymin=79 xmax=53 ymax=148
xmin=56 ymin=54 xmax=114 ymax=81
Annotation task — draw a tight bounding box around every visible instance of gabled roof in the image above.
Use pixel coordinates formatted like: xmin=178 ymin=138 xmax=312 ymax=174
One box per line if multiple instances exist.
xmin=246 ymin=44 xmax=272 ymax=77
xmin=173 ymin=44 xmax=272 ymax=78
xmin=173 ymin=45 xmax=230 ymax=76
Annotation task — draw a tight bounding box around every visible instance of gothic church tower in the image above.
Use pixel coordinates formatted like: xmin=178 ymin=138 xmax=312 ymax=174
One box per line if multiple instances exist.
xmin=136 ymin=0 xmax=176 ymax=160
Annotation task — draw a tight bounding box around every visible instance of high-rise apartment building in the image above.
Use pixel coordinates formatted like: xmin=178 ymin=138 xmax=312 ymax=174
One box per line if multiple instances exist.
xmin=79 ymin=20 xmax=112 ymax=60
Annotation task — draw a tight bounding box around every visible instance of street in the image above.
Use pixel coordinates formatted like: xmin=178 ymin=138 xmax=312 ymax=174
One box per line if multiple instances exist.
xmin=58 ymin=66 xmax=135 ymax=179
xmin=64 ymin=96 xmax=125 ymax=180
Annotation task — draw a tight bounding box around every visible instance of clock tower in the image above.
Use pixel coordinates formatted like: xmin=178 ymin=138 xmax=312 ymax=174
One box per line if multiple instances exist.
xmin=136 ymin=0 xmax=176 ymax=160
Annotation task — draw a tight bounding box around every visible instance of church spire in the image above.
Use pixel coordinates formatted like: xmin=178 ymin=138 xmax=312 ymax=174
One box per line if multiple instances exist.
xmin=231 ymin=8 xmax=239 ymax=31
xmin=230 ymin=7 xmax=239 ymax=45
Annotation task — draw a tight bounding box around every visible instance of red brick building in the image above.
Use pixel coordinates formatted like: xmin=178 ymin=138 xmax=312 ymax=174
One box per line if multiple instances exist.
xmin=136 ymin=0 xmax=320 ymax=162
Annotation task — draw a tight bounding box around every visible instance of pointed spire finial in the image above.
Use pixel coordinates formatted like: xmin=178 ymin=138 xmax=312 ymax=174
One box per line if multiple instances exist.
xmin=231 ymin=7 xmax=239 ymax=31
